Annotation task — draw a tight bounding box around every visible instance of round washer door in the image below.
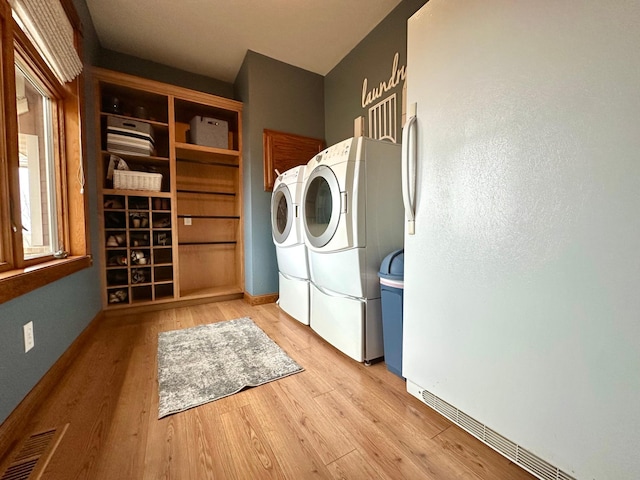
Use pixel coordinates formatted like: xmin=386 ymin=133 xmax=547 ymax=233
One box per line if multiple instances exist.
xmin=271 ymin=183 xmax=293 ymax=244
xmin=303 ymin=165 xmax=341 ymax=248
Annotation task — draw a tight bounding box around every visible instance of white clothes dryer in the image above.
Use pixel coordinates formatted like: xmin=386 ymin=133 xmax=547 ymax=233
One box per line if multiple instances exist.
xmin=271 ymin=165 xmax=310 ymax=324
xmin=301 ymin=137 xmax=403 ymax=362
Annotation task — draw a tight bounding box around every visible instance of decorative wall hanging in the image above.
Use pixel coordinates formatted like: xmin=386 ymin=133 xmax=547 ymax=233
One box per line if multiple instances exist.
xmin=360 ymin=52 xmax=407 ymax=143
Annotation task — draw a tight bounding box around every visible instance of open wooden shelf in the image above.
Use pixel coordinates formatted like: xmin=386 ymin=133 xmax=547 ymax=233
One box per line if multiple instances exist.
xmin=179 ymin=241 xmax=237 ymax=245
xmin=177 ymin=189 xmax=236 ymax=196
xmin=178 ymin=285 xmax=244 ymax=300
xmin=100 ymin=111 xmax=169 ymax=128
xmin=177 ymin=214 xmax=240 ymax=219
xmin=103 ymin=188 xmax=172 ymax=198
xmin=101 ymin=150 xmax=170 ymax=164
xmin=95 ymin=67 xmax=244 ymax=311
xmin=175 ymin=142 xmax=240 ymax=165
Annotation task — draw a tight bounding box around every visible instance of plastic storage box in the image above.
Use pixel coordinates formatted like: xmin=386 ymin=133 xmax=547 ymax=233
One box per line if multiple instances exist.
xmin=189 ymin=115 xmax=228 ymax=149
xmin=107 ymin=116 xmax=155 ymax=156
xmin=378 ymin=249 xmax=405 ymax=378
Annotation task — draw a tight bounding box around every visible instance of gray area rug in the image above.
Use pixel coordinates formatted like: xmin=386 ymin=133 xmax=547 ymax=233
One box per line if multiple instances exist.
xmin=157 ymin=317 xmax=303 ymax=418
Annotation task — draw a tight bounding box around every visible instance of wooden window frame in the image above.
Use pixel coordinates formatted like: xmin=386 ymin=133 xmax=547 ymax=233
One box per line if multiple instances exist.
xmin=0 ymin=1 xmax=13 ymax=273
xmin=0 ymin=0 xmax=90 ymax=304
xmin=13 ymin=25 xmax=69 ymax=268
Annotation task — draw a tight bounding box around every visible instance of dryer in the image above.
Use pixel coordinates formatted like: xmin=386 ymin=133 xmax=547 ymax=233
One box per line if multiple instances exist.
xmin=271 ymin=165 xmax=310 ymax=324
xmin=302 ymin=137 xmax=403 ymax=362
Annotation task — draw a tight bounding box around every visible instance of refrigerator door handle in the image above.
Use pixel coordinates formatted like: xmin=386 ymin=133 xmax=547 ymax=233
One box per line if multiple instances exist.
xmin=402 ymin=103 xmax=418 ymax=235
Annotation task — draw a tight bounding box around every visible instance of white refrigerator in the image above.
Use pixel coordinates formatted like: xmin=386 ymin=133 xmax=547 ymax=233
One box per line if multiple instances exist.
xmin=401 ymin=2 xmax=640 ymax=480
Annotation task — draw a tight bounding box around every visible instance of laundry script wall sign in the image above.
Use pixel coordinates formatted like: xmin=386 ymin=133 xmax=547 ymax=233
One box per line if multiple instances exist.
xmin=361 ymin=52 xmax=406 ymax=143
xmin=361 ymin=52 xmax=406 ymax=108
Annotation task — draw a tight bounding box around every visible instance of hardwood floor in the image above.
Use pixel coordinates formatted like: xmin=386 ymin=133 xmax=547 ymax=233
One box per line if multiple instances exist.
xmin=3 ymin=300 xmax=535 ymax=479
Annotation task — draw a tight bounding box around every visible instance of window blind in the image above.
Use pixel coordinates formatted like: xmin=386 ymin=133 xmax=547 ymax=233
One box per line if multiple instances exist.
xmin=10 ymin=0 xmax=82 ymax=83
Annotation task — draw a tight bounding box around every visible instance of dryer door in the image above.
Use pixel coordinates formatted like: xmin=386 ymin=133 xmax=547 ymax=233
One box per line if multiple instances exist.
xmin=271 ymin=183 xmax=293 ymax=245
xmin=303 ymin=165 xmax=341 ymax=248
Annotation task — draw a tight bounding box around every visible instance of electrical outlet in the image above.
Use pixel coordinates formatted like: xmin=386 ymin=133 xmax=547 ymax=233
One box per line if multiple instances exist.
xmin=184 ymin=217 xmax=192 ymax=226
xmin=24 ymin=321 xmax=34 ymax=352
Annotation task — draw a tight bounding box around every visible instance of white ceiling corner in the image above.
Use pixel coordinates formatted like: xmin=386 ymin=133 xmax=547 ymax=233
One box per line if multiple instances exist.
xmin=85 ymin=0 xmax=403 ymax=83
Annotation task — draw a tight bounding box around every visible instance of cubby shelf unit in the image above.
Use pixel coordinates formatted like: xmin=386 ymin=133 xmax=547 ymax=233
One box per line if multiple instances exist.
xmin=94 ymin=68 xmax=244 ymax=310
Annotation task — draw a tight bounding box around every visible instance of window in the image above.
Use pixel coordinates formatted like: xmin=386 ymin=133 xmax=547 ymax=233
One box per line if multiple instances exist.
xmin=16 ymin=58 xmax=59 ymax=260
xmin=0 ymin=0 xmax=90 ymax=303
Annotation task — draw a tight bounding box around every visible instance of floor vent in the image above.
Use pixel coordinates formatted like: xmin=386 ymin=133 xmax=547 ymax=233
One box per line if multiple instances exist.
xmin=408 ymin=382 xmax=577 ymax=480
xmin=0 ymin=425 xmax=68 ymax=480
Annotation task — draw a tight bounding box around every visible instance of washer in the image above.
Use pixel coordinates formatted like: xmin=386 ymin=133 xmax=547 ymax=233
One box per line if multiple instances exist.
xmin=271 ymin=165 xmax=310 ymax=324
xmin=302 ymin=137 xmax=403 ymax=362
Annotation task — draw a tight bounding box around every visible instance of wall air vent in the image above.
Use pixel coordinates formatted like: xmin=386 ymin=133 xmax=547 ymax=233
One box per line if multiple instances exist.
xmin=407 ymin=381 xmax=577 ymax=480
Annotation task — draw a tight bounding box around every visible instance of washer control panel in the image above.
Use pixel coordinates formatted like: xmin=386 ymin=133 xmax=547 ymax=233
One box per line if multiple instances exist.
xmin=312 ymin=137 xmax=354 ymax=165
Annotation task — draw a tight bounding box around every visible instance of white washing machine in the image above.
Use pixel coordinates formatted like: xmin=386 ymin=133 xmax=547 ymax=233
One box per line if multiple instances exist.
xmin=271 ymin=165 xmax=310 ymax=324
xmin=302 ymin=137 xmax=403 ymax=362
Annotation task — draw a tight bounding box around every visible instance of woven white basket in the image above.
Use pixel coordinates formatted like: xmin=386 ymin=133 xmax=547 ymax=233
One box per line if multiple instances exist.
xmin=113 ymin=170 xmax=162 ymax=192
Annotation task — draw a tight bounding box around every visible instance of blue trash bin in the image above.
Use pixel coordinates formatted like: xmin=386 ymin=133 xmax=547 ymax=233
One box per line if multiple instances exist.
xmin=378 ymin=249 xmax=405 ymax=378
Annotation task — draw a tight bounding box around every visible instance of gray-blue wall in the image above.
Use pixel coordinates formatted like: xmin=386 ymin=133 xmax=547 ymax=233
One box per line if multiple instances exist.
xmin=0 ymin=0 xmax=103 ymax=424
xmin=235 ymin=0 xmax=426 ymax=297
xmin=235 ymin=51 xmax=324 ymax=296
xmin=98 ymin=49 xmax=234 ymax=99
xmin=324 ymin=0 xmax=427 ymax=145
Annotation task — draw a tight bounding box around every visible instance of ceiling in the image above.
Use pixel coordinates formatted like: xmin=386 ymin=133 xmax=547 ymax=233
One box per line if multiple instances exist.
xmin=85 ymin=0 xmax=403 ymax=83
